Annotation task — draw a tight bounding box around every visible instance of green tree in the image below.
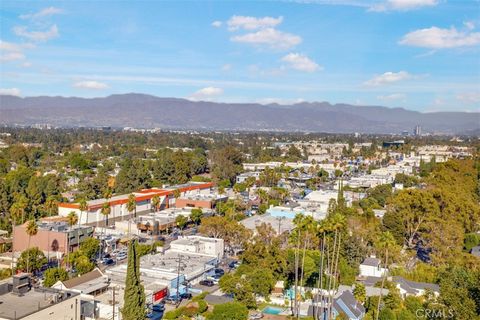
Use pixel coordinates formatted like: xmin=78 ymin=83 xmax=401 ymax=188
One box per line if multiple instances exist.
xmin=353 ymin=283 xmax=366 ymax=304
xmin=151 ymin=195 xmax=160 ymax=212
xmin=206 ymin=302 xmax=248 ymax=320
xmin=127 ymin=193 xmax=137 ymax=218
xmin=190 ymin=208 xmax=203 ymax=225
xmin=79 ymin=237 xmax=100 ymax=260
xmin=101 ymin=202 xmax=111 ymax=226
xmin=75 ymin=255 xmax=94 ymax=275
xmin=16 ymin=247 xmax=46 ymax=273
xmin=122 ymin=240 xmax=146 ymax=320
xmin=43 ymin=267 xmax=69 ymax=287
xmin=175 ymin=215 xmax=188 ymax=230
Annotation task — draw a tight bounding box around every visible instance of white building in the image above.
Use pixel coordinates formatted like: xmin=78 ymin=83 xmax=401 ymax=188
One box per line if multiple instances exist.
xmin=359 ymin=257 xmax=387 ymax=278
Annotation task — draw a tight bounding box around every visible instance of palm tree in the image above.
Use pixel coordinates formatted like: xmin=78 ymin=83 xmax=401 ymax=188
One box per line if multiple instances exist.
xmin=103 ymin=188 xmax=113 ymax=223
xmin=25 ymin=219 xmax=38 ymax=274
xmin=151 ymin=195 xmax=160 ymax=212
xmin=375 ymin=231 xmax=396 ymax=320
xmin=101 ymin=202 xmax=111 ymax=227
xmin=127 ymin=194 xmax=136 ymax=218
xmin=173 ymin=189 xmax=181 ymax=207
xmin=67 ymin=211 xmax=78 ymax=269
xmin=44 ymin=196 xmax=58 ymax=217
xmin=79 ymin=198 xmax=88 ymax=225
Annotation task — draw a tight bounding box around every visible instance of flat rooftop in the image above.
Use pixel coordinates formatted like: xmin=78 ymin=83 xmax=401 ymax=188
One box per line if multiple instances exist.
xmin=240 ymin=214 xmax=295 ymax=234
xmin=0 ymin=287 xmax=78 ymax=320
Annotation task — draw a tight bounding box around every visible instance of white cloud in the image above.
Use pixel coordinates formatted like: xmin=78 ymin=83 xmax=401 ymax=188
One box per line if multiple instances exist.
xmin=0 ymin=88 xmax=21 ymax=96
xmin=0 ymin=52 xmax=25 ymax=61
xmin=188 ymin=87 xmax=223 ymax=101
xmin=364 ymin=71 xmax=412 ymax=86
xmin=281 ymin=53 xmax=321 ymax=72
xmin=0 ymin=40 xmax=34 ymax=61
xmin=377 ymin=93 xmax=407 ymax=101
xmin=464 ymin=21 xmax=475 ymax=31
xmin=231 ymin=28 xmax=302 ymax=50
xmin=227 ymin=16 xmax=283 ymax=31
xmin=22 ymin=61 xmax=32 ymax=67
xmin=73 ymin=81 xmax=109 ymax=90
xmin=399 ymin=26 xmax=480 ymax=49
xmin=457 ymin=92 xmax=480 ymax=104
xmin=13 ymin=24 xmax=59 ymax=42
xmin=211 ymin=21 xmax=222 ymax=28
xmin=20 ymin=7 xmax=64 ymax=20
xmin=369 ymin=0 xmax=438 ymax=12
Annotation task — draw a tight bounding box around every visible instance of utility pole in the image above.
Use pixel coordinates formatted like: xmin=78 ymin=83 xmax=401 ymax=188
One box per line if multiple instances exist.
xmin=276 ymin=216 xmax=285 ymax=234
xmin=112 ymin=286 xmax=115 ymax=320
xmin=174 ymin=254 xmax=187 ymax=308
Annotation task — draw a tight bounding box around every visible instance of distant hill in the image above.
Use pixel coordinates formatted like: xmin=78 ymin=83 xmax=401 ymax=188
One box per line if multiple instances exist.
xmin=0 ymin=93 xmax=478 ymax=134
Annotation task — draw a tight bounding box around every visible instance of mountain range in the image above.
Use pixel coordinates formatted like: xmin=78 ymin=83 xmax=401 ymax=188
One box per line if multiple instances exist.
xmin=0 ymin=93 xmax=478 ymax=134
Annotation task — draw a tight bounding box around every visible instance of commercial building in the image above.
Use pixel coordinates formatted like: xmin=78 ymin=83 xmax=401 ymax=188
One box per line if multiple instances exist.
xmin=13 ymin=221 xmax=94 ymax=257
xmin=175 ymin=194 xmax=227 ymax=209
xmin=57 ymin=182 xmax=214 ymax=226
xmin=0 ymin=274 xmax=97 ymax=320
xmin=52 ymin=268 xmax=110 ymax=297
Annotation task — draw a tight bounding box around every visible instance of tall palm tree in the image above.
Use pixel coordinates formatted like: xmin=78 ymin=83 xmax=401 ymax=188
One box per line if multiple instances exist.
xmin=67 ymin=211 xmax=78 ymax=269
xmin=101 ymin=202 xmax=111 ymax=227
xmin=127 ymin=194 xmax=136 ymax=218
xmin=375 ymin=231 xmax=396 ymax=320
xmin=151 ymin=195 xmax=160 ymax=212
xmin=79 ymin=198 xmax=88 ymax=225
xmin=25 ymin=219 xmax=38 ymax=274
xmin=103 ymin=188 xmax=113 ymax=223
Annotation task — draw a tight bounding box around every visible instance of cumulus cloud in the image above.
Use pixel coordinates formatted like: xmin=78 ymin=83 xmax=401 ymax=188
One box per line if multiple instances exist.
xmin=0 ymin=40 xmax=33 ymax=62
xmin=73 ymin=81 xmax=109 ymax=90
xmin=457 ymin=92 xmax=480 ymax=104
xmin=377 ymin=93 xmax=407 ymax=102
xmin=281 ymin=53 xmax=321 ymax=72
xmin=399 ymin=26 xmax=480 ymax=49
xmin=0 ymin=88 xmax=21 ymax=96
xmin=13 ymin=24 xmax=59 ymax=42
xmin=231 ymin=28 xmax=302 ymax=50
xmin=364 ymin=71 xmax=412 ymax=86
xmin=211 ymin=21 xmax=222 ymax=28
xmin=20 ymin=7 xmax=64 ymax=20
xmin=188 ymin=87 xmax=223 ymax=101
xmin=369 ymin=0 xmax=438 ymax=12
xmin=227 ymin=15 xmax=283 ymax=31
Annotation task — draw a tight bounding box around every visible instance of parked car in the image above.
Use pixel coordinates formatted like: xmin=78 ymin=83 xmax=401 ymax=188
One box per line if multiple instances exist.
xmin=199 ymin=279 xmax=215 ymax=287
xmin=116 ymin=252 xmax=127 ymax=261
xmin=180 ymin=293 xmax=192 ymax=299
xmin=249 ymin=312 xmax=264 ymax=320
xmin=228 ymin=261 xmax=240 ymax=269
xmin=102 ymin=258 xmax=115 ymax=266
xmin=146 ymin=311 xmax=163 ymax=320
xmin=152 ymin=304 xmax=165 ymax=312
xmin=165 ymin=296 xmax=181 ymax=304
xmin=214 ymin=268 xmax=225 ymax=276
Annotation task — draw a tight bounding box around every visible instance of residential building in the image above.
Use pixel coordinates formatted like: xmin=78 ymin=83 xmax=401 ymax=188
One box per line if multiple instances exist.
xmin=359 ymin=257 xmax=387 ymax=278
xmin=392 ymin=276 xmax=440 ymax=298
xmin=332 ymin=290 xmax=365 ymax=320
xmin=52 ymin=268 xmax=110 ymax=297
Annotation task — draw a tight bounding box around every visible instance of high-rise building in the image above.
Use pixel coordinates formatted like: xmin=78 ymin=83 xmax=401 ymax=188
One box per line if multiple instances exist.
xmin=414 ymin=125 xmax=422 ymax=136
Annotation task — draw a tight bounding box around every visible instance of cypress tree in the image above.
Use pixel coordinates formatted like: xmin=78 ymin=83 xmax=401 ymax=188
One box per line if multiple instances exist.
xmin=122 ymin=239 xmax=146 ymax=320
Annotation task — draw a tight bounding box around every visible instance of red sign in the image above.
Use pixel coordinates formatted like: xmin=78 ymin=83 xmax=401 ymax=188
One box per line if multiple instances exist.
xmin=153 ymin=288 xmax=168 ymax=302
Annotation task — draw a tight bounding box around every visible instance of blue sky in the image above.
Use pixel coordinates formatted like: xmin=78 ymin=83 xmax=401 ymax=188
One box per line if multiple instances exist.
xmin=1 ymin=0 xmax=479 ymax=112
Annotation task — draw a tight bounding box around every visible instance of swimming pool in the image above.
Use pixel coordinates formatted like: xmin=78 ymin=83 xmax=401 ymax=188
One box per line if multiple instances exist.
xmin=262 ymin=306 xmax=284 ymax=315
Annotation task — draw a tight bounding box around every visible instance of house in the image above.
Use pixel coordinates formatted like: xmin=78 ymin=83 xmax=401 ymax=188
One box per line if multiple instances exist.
xmin=332 ymin=290 xmax=365 ymax=320
xmin=359 ymin=257 xmax=387 ymax=278
xmin=470 ymin=246 xmax=480 ymax=257
xmin=392 ymin=276 xmax=440 ymax=298
xmin=272 ymin=281 xmax=285 ymax=297
xmin=52 ymin=268 xmax=109 ymax=296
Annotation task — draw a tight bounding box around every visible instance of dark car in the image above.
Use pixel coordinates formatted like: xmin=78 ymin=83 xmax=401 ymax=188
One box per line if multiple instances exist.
xmin=180 ymin=293 xmax=192 ymax=299
xmin=214 ymin=268 xmax=225 ymax=276
xmin=152 ymin=304 xmax=165 ymax=312
xmin=228 ymin=261 xmax=240 ymax=269
xmin=146 ymin=311 xmax=163 ymax=320
xmin=102 ymin=258 xmax=115 ymax=266
xmin=199 ymin=279 xmax=215 ymax=287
